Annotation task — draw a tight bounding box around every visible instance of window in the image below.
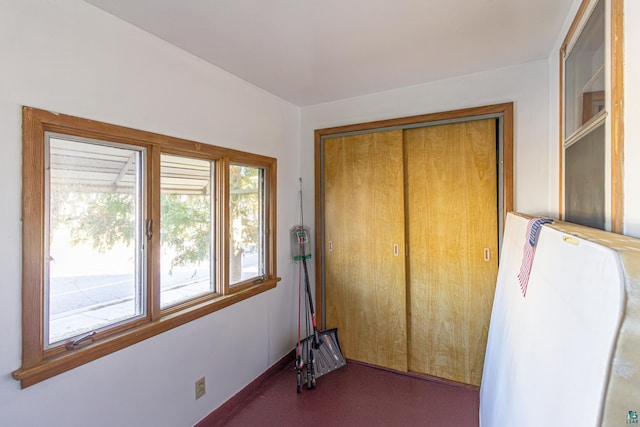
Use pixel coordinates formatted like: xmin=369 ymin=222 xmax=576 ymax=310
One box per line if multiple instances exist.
xmin=46 ymin=136 xmax=146 ymax=347
xmin=229 ymin=164 xmax=265 ymax=286
xmin=14 ymin=107 xmax=279 ymax=388
xmin=160 ymin=154 xmax=215 ymax=308
xmin=560 ymin=0 xmax=624 ymax=231
xmin=564 ymin=0 xmax=606 ymax=229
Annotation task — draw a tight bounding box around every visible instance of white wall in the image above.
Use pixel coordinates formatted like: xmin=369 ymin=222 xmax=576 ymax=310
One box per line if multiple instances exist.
xmin=300 ymin=59 xmax=552 ymax=226
xmin=0 ymin=1 xmax=301 ymax=426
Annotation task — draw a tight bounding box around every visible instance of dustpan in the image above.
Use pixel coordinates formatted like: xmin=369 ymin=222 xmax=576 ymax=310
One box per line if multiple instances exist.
xmin=300 ymin=327 xmax=346 ymax=381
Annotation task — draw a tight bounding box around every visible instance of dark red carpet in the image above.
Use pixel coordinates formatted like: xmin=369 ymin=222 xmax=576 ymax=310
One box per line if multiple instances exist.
xmin=201 ymin=361 xmax=479 ymax=426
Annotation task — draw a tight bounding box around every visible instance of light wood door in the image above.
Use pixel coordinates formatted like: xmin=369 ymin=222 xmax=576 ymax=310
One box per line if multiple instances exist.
xmin=323 ymin=130 xmax=408 ymax=372
xmin=404 ymin=119 xmax=498 ymax=386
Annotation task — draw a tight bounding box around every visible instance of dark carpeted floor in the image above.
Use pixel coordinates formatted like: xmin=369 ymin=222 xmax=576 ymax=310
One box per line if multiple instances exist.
xmin=204 ymin=361 xmax=480 ymax=426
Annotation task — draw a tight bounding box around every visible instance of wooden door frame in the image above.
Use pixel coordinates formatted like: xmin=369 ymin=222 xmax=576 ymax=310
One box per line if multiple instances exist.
xmin=314 ymin=102 xmax=514 ymax=327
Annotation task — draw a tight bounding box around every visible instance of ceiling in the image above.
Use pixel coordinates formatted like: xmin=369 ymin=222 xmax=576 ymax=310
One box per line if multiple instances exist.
xmin=83 ymin=0 xmax=574 ymax=106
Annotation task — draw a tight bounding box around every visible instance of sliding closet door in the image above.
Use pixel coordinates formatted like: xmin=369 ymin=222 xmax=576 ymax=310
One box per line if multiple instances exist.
xmin=323 ymin=130 xmax=408 ymax=372
xmin=404 ymin=120 xmax=498 ymax=386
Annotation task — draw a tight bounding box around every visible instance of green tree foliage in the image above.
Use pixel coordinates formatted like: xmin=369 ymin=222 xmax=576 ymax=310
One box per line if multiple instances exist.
xmin=67 ymin=192 xmax=135 ymax=252
xmin=229 ymin=165 xmax=260 ymax=256
xmin=160 ymin=193 xmax=210 ymax=272
xmin=56 ymin=165 xmax=261 ymax=278
xmin=63 ymin=191 xmax=210 ymax=273
xmin=229 ymin=165 xmax=261 ymax=282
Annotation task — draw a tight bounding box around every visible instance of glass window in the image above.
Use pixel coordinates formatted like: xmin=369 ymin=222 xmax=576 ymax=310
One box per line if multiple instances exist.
xmin=46 ymin=135 xmax=145 ymax=346
xmin=160 ymin=154 xmax=215 ymax=308
xmin=229 ymin=164 xmax=265 ymax=285
xmin=564 ymin=0 xmax=605 ymax=138
xmin=564 ymin=123 xmax=605 ymax=229
xmin=16 ymin=107 xmax=279 ymax=388
xmin=561 ymin=0 xmax=615 ymax=231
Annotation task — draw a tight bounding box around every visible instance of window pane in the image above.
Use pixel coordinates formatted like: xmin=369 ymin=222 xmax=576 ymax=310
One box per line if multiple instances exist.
xmin=46 ymin=136 xmax=145 ymax=346
xmin=229 ymin=165 xmax=265 ymax=285
xmin=160 ymin=155 xmax=214 ymax=308
xmin=565 ymin=124 xmax=605 ymax=230
xmin=564 ymin=0 xmax=605 ymax=138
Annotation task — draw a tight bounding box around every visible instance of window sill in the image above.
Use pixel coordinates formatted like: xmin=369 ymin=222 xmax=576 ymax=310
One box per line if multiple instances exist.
xmin=12 ymin=277 xmax=280 ymax=388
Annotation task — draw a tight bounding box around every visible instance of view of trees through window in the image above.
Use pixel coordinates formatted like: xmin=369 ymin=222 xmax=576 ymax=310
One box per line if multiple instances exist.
xmin=47 ymin=136 xmax=144 ymax=345
xmin=160 ymin=154 xmax=214 ymax=308
xmin=47 ymin=139 xmax=264 ymax=345
xmin=229 ymin=164 xmax=264 ymax=284
xmin=19 ymin=107 xmax=279 ymax=387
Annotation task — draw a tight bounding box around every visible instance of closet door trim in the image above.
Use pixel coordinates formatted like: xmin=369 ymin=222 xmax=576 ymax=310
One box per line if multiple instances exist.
xmin=314 ymin=103 xmax=514 ymax=328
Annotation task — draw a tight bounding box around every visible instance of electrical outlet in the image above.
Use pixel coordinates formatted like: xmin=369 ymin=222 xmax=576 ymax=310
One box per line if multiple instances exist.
xmin=195 ymin=376 xmax=206 ymax=400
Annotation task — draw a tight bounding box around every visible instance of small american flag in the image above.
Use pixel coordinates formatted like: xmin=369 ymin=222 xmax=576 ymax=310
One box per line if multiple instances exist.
xmin=518 ymin=218 xmax=553 ymax=297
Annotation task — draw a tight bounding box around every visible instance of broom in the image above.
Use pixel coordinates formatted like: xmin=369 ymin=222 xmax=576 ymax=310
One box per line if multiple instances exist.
xmin=294 ymin=179 xmax=345 ymax=393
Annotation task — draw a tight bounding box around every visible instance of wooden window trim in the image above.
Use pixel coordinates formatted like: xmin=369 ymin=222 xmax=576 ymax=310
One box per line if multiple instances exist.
xmin=14 ymin=107 xmax=280 ymax=388
xmin=313 ymin=102 xmax=514 ymax=328
xmin=610 ymin=0 xmax=624 ymax=233
xmin=559 ymin=0 xmax=624 ymax=233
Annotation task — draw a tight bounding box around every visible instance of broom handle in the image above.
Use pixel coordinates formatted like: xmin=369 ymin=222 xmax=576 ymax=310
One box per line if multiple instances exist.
xmin=302 ymin=256 xmax=320 ymax=348
xmin=299 ymin=177 xmax=320 ymax=348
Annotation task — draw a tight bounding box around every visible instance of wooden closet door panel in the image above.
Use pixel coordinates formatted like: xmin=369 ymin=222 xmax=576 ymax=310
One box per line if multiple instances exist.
xmin=324 ymin=130 xmax=407 ymax=372
xmin=405 ymin=120 xmax=498 ymax=386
